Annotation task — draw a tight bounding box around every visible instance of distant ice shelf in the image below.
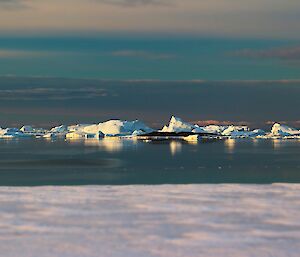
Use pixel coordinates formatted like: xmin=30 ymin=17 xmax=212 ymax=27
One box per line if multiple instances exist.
xmin=1 ymin=116 xmax=300 ymax=140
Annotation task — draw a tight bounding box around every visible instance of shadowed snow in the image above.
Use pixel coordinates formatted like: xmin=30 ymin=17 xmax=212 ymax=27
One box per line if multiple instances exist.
xmin=0 ymin=184 xmax=300 ymax=257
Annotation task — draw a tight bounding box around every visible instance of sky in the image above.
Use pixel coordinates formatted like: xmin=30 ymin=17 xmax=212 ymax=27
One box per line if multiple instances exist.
xmin=1 ymin=77 xmax=300 ymax=129
xmin=1 ymin=0 xmax=300 ymax=38
xmin=0 ymin=0 xmax=299 ymax=126
xmin=0 ymin=0 xmax=300 ymax=80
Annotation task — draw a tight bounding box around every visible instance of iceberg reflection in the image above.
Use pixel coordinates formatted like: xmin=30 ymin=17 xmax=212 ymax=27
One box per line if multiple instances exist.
xmin=169 ymin=141 xmax=182 ymax=156
xmin=272 ymin=139 xmax=283 ymax=150
xmin=224 ymin=139 xmax=236 ymax=153
xmin=84 ymin=138 xmax=138 ymax=153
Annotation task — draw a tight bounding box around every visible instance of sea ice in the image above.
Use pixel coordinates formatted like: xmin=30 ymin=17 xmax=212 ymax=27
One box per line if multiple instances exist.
xmin=0 ymin=184 xmax=299 ymax=257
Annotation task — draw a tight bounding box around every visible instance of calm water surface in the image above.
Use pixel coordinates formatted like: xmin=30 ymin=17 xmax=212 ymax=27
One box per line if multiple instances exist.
xmin=0 ymin=138 xmax=300 ymax=186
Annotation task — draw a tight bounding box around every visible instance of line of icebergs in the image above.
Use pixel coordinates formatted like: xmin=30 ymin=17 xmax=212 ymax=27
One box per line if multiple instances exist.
xmin=161 ymin=116 xmax=300 ymax=139
xmin=0 ymin=116 xmax=300 ymax=140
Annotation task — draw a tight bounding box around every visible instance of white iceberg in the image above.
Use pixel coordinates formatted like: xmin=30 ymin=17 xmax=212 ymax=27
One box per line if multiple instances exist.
xmin=221 ymin=125 xmax=249 ymax=136
xmin=50 ymin=125 xmax=68 ymax=133
xmin=229 ymin=129 xmax=266 ymax=138
xmin=160 ymin=116 xmax=255 ymax=137
xmin=0 ymin=128 xmax=29 ymax=138
xmin=270 ymin=123 xmax=300 ymax=137
xmin=201 ymin=125 xmax=227 ymax=134
xmin=161 ymin=116 xmax=198 ymax=133
xmin=20 ymin=125 xmax=34 ymax=133
xmin=2 ymin=118 xmax=300 ymax=140
xmin=68 ymin=124 xmax=93 ymax=132
xmin=20 ymin=125 xmax=47 ymax=137
xmin=44 ymin=125 xmax=69 ymax=139
xmin=83 ymin=119 xmax=153 ymax=137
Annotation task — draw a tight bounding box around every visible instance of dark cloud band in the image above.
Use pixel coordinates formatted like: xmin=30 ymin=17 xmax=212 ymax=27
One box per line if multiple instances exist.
xmin=111 ymin=50 xmax=175 ymax=59
xmin=0 ymin=87 xmax=109 ymax=100
xmin=232 ymin=46 xmax=300 ymax=61
xmin=0 ymin=0 xmax=170 ymax=10
xmin=0 ymin=0 xmax=27 ymax=9
xmin=94 ymin=0 xmax=171 ymax=7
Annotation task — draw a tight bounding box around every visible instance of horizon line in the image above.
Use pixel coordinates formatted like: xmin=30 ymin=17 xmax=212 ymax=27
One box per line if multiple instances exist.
xmin=1 ymin=75 xmax=300 ymax=83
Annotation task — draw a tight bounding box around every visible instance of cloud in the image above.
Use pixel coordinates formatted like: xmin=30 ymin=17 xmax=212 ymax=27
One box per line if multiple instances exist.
xmin=0 ymin=0 xmax=300 ymax=39
xmin=111 ymin=50 xmax=175 ymax=60
xmin=0 ymin=0 xmax=27 ymax=9
xmin=0 ymin=48 xmax=175 ymax=60
xmin=0 ymin=87 xmax=109 ymax=100
xmin=0 ymin=49 xmax=50 ymax=58
xmin=231 ymin=46 xmax=300 ymax=61
xmin=93 ymin=0 xmax=171 ymax=7
xmin=0 ymin=0 xmax=172 ymax=11
xmin=193 ymin=120 xmax=300 ymax=129
xmin=0 ymin=49 xmax=81 ymax=59
xmin=192 ymin=120 xmax=251 ymax=126
xmin=266 ymin=120 xmax=300 ymax=128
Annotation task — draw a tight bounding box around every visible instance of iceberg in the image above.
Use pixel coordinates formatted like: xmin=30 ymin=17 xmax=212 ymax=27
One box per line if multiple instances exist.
xmin=64 ymin=119 xmax=153 ymax=139
xmin=20 ymin=125 xmax=47 ymax=137
xmin=68 ymin=124 xmax=93 ymax=132
xmin=0 ymin=128 xmax=29 ymax=138
xmin=270 ymin=123 xmax=300 ymax=137
xmin=83 ymin=119 xmax=153 ymax=137
xmin=50 ymin=125 xmax=68 ymax=133
xmin=161 ymin=116 xmax=198 ymax=133
xmin=160 ymin=116 xmax=253 ymax=137
xmin=195 ymin=123 xmax=264 ymax=138
xmin=20 ymin=126 xmax=35 ymax=133
xmin=66 ymin=131 xmax=103 ymax=140
xmin=1 ymin=117 xmax=299 ymax=140
xmin=201 ymin=125 xmax=227 ymax=134
xmin=221 ymin=125 xmax=249 ymax=136
xmin=228 ymin=129 xmax=266 ymax=138
xmin=44 ymin=125 xmax=69 ymax=139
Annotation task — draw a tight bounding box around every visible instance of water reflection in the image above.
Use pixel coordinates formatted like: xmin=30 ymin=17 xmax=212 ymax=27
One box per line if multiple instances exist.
xmin=252 ymin=138 xmax=259 ymax=147
xmin=272 ymin=139 xmax=283 ymax=150
xmin=170 ymin=141 xmax=182 ymax=156
xmin=224 ymin=139 xmax=236 ymax=153
xmin=185 ymin=139 xmax=198 ymax=145
xmin=1 ymin=138 xmax=300 ymax=185
xmin=84 ymin=138 xmax=137 ymax=153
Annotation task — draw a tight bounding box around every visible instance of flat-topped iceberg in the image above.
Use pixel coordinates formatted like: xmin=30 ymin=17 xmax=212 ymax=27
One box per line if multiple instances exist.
xmin=229 ymin=129 xmax=266 ymax=138
xmin=84 ymin=119 xmax=153 ymax=136
xmin=221 ymin=125 xmax=249 ymax=136
xmin=20 ymin=125 xmax=47 ymax=137
xmin=64 ymin=119 xmax=154 ymax=139
xmin=200 ymin=125 xmax=227 ymax=134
